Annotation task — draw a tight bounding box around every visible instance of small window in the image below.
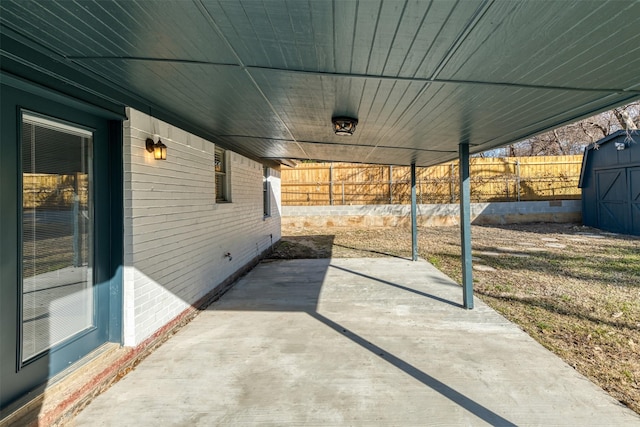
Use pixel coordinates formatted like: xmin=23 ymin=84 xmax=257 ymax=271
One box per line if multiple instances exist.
xmin=263 ymin=166 xmax=270 ymax=217
xmin=215 ymin=148 xmax=228 ymax=202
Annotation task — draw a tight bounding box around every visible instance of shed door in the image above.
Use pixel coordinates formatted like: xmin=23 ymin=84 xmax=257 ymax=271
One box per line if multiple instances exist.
xmin=596 ymin=169 xmax=628 ymax=233
xmin=630 ymin=167 xmax=640 ymax=235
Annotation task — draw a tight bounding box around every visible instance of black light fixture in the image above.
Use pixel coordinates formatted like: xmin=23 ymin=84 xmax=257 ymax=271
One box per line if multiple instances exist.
xmin=146 ymin=138 xmax=167 ymax=160
xmin=332 ymin=117 xmax=358 ymax=136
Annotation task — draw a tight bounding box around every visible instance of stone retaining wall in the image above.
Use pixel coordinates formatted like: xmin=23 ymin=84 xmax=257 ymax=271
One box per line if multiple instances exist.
xmin=282 ymin=200 xmax=581 ymax=229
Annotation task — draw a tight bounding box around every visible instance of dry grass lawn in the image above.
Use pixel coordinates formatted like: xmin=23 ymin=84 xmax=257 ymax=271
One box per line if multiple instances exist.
xmin=273 ymin=223 xmax=640 ymax=414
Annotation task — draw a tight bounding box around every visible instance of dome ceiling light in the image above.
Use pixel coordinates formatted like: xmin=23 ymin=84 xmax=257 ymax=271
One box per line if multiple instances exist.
xmin=332 ymin=117 xmax=358 ymax=136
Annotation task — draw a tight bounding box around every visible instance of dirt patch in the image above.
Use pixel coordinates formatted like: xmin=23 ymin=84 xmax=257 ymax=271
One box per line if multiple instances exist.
xmin=272 ymin=222 xmax=640 ymax=414
xmin=269 ymin=236 xmax=335 ymax=259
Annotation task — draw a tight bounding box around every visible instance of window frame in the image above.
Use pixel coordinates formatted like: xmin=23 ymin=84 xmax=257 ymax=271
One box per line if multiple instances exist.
xmin=19 ymin=111 xmax=97 ymax=365
xmin=214 ymin=147 xmax=230 ymax=203
xmin=263 ymin=166 xmax=271 ymax=218
xmin=1 ymin=80 xmax=122 ymax=409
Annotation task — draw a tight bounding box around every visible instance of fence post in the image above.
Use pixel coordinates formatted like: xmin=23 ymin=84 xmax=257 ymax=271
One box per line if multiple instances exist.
xmin=389 ymin=165 xmax=393 ymax=204
xmin=450 ymin=163 xmax=455 ymax=203
xmin=329 ymin=163 xmax=334 ymax=206
xmin=515 ymin=160 xmax=521 ymax=202
xmin=505 ymin=176 xmax=509 ymax=200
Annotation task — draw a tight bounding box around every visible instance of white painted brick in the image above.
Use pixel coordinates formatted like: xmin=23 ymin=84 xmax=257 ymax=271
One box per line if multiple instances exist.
xmin=122 ymin=108 xmax=281 ymax=346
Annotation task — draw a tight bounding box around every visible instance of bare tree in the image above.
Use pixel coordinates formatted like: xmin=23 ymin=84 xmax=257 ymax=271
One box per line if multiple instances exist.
xmin=613 ymin=104 xmax=639 ymax=130
xmin=500 ymin=101 xmax=640 ymax=157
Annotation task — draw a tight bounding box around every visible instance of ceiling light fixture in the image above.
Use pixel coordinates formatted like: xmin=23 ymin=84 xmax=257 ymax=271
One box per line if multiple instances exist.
xmin=146 ymin=138 xmax=167 ymax=160
xmin=332 ymin=117 xmax=358 ymax=136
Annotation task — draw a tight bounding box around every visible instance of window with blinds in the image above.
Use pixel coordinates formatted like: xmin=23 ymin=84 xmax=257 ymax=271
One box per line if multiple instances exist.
xmin=21 ymin=112 xmax=94 ymax=362
xmin=215 ymin=148 xmax=228 ymax=202
xmin=263 ymin=166 xmax=270 ymax=217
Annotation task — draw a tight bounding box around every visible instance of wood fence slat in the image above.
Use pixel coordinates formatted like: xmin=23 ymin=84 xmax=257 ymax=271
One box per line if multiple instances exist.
xmin=282 ymin=156 xmax=582 ymax=205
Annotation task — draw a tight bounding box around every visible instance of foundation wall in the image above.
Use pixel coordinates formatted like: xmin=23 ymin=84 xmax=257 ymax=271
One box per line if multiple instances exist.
xmin=282 ymin=200 xmax=582 ymax=229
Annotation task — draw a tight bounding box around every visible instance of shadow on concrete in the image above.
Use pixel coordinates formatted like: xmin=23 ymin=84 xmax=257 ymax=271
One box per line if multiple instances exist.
xmin=209 ymin=252 xmax=516 ymax=426
xmin=332 ymin=243 xmax=408 ymax=259
xmin=270 ymin=234 xmax=408 ymax=260
xmin=329 ymin=264 xmax=462 ymax=308
xmin=308 ymin=311 xmax=516 ymax=427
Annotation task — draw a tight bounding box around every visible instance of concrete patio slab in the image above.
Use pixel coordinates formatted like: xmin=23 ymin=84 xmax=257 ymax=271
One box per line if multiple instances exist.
xmin=71 ymin=258 xmax=640 ymax=426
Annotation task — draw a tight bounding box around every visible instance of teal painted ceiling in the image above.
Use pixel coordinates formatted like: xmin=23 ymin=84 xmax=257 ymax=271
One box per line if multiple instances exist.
xmin=1 ymin=0 xmax=639 ymax=166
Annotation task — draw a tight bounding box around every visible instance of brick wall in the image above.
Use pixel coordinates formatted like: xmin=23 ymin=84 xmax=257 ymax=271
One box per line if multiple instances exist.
xmin=123 ymin=108 xmax=281 ymax=346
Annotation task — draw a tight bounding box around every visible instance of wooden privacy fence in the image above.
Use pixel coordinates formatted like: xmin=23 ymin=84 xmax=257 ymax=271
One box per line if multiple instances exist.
xmin=23 ymin=173 xmax=89 ymax=209
xmin=281 ymin=156 xmax=582 ymax=206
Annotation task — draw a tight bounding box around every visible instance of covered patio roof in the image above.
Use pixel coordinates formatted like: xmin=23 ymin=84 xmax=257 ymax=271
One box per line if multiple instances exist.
xmin=1 ymin=0 xmax=639 ymax=167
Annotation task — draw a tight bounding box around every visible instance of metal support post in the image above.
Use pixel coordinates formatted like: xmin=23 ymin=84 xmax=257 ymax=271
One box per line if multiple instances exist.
xmin=459 ymin=143 xmax=474 ymax=309
xmin=411 ymin=164 xmax=418 ymax=261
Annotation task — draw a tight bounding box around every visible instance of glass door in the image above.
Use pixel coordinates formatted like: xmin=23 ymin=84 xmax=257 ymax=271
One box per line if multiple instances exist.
xmin=0 ymin=82 xmax=120 ymax=410
xmin=20 ymin=113 xmax=96 ymax=364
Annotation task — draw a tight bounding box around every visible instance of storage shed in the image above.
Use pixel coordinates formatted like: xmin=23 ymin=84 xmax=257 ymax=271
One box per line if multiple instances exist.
xmin=579 ymin=130 xmax=640 ymax=235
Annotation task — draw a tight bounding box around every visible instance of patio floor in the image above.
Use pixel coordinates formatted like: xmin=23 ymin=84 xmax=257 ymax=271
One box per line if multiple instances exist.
xmin=71 ymin=258 xmax=640 ymax=426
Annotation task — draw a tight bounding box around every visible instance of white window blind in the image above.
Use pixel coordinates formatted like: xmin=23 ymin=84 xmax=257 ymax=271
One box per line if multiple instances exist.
xmin=21 ymin=112 xmax=94 ymax=362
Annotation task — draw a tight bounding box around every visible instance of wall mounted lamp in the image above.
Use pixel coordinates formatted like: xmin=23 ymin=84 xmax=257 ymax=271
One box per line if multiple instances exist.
xmin=146 ymin=138 xmax=167 ymax=160
xmin=332 ymin=117 xmax=358 ymax=136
